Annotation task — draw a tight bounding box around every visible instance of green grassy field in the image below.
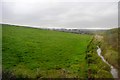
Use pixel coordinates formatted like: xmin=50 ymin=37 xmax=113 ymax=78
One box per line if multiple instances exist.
xmin=2 ymin=24 xmax=92 ymax=78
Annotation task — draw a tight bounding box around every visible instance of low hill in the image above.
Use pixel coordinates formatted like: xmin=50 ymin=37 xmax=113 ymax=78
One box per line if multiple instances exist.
xmin=103 ymin=28 xmax=119 ymax=51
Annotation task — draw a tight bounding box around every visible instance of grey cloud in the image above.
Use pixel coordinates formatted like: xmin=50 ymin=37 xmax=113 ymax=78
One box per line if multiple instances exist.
xmin=2 ymin=2 xmax=118 ymax=29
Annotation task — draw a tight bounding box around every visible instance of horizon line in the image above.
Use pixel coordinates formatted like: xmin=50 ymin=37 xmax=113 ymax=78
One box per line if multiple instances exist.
xmin=1 ymin=23 xmax=118 ymax=30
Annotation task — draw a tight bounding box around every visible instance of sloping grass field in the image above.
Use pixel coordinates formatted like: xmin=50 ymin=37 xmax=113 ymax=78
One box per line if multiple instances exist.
xmin=2 ymin=24 xmax=92 ymax=78
xmin=101 ymin=28 xmax=119 ymax=78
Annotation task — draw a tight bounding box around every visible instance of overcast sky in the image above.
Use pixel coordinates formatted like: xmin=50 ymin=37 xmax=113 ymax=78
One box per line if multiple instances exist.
xmin=1 ymin=0 xmax=119 ymax=29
